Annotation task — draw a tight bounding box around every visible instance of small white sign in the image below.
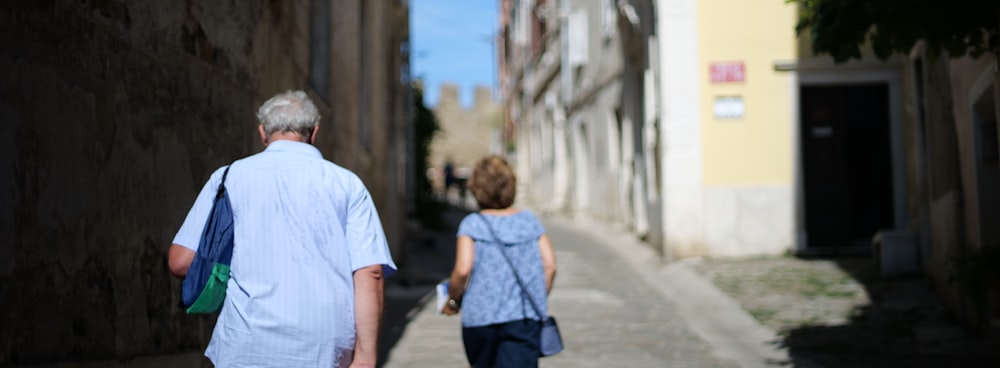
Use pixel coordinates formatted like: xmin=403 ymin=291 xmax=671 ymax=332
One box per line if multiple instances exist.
xmin=714 ymin=96 xmax=745 ymax=119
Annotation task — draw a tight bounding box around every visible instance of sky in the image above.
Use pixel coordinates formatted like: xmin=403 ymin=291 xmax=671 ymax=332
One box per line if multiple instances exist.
xmin=411 ymin=0 xmax=499 ymax=108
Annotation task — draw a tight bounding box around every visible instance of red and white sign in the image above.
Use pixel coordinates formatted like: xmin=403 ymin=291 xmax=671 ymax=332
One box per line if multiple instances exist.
xmin=710 ymin=61 xmax=745 ymax=83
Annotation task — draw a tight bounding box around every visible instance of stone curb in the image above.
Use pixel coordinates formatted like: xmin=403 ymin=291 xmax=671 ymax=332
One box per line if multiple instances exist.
xmin=543 ymin=215 xmax=809 ymax=368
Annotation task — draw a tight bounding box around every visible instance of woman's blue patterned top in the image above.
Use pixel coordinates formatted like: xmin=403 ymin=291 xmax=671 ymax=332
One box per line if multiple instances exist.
xmin=457 ymin=210 xmax=548 ymax=327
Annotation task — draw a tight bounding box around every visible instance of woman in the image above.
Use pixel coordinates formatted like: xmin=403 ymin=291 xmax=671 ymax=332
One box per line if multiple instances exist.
xmin=441 ymin=155 xmax=558 ymax=368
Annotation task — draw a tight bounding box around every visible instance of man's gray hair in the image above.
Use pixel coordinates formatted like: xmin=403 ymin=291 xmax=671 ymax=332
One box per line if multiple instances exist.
xmin=256 ymin=90 xmax=321 ymax=136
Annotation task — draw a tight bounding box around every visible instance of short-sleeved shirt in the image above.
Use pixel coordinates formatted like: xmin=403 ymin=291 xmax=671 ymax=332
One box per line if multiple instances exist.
xmin=172 ymin=140 xmax=396 ymax=367
xmin=457 ymin=211 xmax=547 ymax=327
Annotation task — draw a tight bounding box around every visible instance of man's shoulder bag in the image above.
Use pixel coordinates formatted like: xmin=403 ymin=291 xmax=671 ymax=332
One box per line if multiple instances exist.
xmin=180 ymin=164 xmax=235 ymax=314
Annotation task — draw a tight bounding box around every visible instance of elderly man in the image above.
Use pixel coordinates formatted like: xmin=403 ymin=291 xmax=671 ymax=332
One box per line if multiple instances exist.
xmin=168 ymin=90 xmax=395 ymax=368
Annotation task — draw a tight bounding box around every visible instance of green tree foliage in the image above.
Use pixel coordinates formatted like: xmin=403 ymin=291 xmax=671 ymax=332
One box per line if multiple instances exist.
xmin=791 ymin=0 xmax=1000 ymax=62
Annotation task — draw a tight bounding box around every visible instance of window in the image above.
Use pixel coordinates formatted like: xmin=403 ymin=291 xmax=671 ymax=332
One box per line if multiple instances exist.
xmin=308 ymin=0 xmax=331 ymax=102
xmin=603 ymin=0 xmax=617 ymax=40
xmin=359 ymin=1 xmax=371 ymax=150
xmin=973 ymin=85 xmax=998 ymax=163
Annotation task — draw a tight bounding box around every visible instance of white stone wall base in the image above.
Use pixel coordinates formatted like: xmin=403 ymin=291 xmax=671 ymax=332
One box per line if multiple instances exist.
xmin=703 ymin=185 xmax=794 ymax=256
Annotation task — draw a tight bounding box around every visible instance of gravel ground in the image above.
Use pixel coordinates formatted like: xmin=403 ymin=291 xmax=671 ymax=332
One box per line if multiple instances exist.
xmin=690 ymin=256 xmax=872 ymax=333
xmin=690 ymin=255 xmax=1000 ymax=367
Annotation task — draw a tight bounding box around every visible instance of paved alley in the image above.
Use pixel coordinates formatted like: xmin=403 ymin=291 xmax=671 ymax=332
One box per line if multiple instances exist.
xmin=383 ymin=212 xmax=772 ymax=368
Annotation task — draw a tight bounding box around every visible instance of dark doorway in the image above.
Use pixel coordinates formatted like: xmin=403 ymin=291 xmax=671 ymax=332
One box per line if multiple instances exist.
xmin=801 ymin=84 xmax=895 ymax=251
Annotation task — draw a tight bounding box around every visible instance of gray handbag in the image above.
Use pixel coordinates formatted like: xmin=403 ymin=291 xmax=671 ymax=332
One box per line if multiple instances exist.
xmin=477 ymin=214 xmax=564 ymax=357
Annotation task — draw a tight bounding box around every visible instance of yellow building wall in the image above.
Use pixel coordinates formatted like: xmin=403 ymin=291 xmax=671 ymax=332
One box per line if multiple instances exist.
xmin=698 ymin=0 xmax=798 ymax=186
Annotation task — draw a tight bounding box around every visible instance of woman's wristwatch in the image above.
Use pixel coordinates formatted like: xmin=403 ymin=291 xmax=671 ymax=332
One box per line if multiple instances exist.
xmin=447 ymin=298 xmax=460 ymax=310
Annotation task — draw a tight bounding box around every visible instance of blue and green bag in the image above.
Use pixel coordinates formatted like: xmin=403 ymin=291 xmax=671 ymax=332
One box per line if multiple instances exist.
xmin=180 ymin=164 xmax=234 ymax=314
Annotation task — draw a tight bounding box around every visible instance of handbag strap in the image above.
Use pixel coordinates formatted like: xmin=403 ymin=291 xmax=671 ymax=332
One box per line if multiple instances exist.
xmin=216 ymin=164 xmax=232 ymax=198
xmin=476 ymin=213 xmax=546 ymax=318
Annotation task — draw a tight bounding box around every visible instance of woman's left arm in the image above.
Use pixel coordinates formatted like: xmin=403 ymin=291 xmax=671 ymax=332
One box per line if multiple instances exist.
xmin=538 ymin=233 xmax=557 ymax=294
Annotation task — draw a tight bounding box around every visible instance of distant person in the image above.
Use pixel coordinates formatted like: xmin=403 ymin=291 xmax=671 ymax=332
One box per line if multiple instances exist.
xmin=454 ymin=166 xmax=470 ymax=204
xmin=168 ymin=90 xmax=396 ymax=368
xmin=441 ymin=155 xmax=558 ymax=368
xmin=444 ymin=160 xmax=456 ymax=191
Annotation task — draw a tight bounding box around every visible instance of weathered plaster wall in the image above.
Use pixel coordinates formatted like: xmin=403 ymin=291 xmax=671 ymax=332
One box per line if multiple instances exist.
xmin=0 ymin=0 xmax=409 ymax=365
xmin=0 ymin=2 xmax=261 ymax=364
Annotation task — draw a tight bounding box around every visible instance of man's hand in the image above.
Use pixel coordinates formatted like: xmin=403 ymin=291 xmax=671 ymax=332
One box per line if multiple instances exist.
xmin=348 ymin=361 xmax=376 ymax=368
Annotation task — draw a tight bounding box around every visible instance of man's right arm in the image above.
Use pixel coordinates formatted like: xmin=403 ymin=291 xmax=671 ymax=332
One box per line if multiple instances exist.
xmin=351 ymin=264 xmax=384 ymax=368
xmin=168 ymin=244 xmax=195 ymax=278
xmin=169 ymin=167 xmax=227 ymax=279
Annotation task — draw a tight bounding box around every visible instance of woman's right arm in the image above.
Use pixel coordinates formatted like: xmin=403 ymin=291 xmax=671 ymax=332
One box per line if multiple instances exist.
xmin=443 ymin=234 xmax=475 ymax=315
xmin=538 ymin=233 xmax=557 ymax=294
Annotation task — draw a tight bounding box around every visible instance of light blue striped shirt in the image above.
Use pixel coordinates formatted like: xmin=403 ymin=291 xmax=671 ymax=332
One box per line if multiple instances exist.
xmin=172 ymin=140 xmax=396 ymax=367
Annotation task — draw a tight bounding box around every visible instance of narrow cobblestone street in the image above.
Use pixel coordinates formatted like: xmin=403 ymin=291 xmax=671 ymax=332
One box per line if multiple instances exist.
xmin=384 ymin=209 xmax=743 ymax=368
xmin=381 ymin=204 xmax=998 ymax=368
xmin=13 ymin=204 xmax=996 ymax=368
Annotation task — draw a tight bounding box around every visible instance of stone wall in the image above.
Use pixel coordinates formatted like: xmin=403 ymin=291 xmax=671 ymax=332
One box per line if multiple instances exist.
xmin=0 ymin=0 xmax=409 ymax=365
xmin=428 ymin=84 xmax=502 ymax=192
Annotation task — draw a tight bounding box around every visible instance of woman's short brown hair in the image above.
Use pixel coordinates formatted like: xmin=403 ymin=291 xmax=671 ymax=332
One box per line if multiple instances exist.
xmin=468 ymin=155 xmax=516 ymax=210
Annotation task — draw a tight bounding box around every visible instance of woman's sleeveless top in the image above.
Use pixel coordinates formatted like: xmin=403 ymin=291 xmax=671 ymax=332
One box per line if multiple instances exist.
xmin=457 ymin=211 xmax=548 ymax=327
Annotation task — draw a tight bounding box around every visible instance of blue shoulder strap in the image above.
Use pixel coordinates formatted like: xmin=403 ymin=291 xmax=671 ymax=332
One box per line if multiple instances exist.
xmin=217 ymin=164 xmax=231 ymax=197
xmin=476 ymin=213 xmax=547 ymax=318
